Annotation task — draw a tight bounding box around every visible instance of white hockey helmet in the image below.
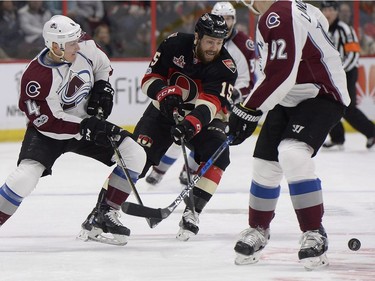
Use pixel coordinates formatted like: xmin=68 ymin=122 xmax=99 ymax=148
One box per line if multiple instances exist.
xmin=212 ymin=2 xmax=236 ymax=23
xmin=43 ymin=15 xmax=82 ymax=50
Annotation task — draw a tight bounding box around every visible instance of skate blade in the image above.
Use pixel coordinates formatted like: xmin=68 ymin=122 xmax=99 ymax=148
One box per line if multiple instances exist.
xmin=76 ymin=227 xmax=102 ymax=242
xmin=300 ymin=253 xmax=329 ymax=271
xmin=77 ymin=227 xmax=128 ymax=246
xmin=176 ymin=228 xmax=195 ymax=241
xmin=234 ymin=251 xmax=261 ymax=265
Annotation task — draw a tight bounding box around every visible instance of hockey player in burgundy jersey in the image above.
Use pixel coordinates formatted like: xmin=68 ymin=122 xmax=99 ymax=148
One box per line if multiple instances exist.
xmin=230 ymin=0 xmax=350 ymax=270
xmin=145 ymin=2 xmax=256 ymax=186
xmin=0 ymin=15 xmax=146 ymax=246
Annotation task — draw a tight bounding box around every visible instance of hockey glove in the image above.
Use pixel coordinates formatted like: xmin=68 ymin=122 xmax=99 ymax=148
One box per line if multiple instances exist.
xmin=80 ymin=116 xmax=122 ymax=147
xmin=228 ymin=103 xmax=262 ymax=145
xmin=87 ymin=80 xmax=114 ymax=119
xmin=171 ymin=116 xmax=201 ymax=144
xmin=156 ymin=86 xmax=184 ymax=120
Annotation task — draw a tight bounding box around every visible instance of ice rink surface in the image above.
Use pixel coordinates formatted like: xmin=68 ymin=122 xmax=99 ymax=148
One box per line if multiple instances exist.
xmin=0 ymin=133 xmax=374 ymax=281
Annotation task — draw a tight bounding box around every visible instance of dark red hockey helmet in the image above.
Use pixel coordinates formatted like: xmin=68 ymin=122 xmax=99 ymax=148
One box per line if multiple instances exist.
xmin=195 ymin=13 xmax=228 ymax=39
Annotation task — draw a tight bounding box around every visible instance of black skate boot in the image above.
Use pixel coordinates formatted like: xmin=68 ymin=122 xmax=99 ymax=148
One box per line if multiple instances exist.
xmin=77 ymin=204 xmax=130 ymax=246
xmin=322 ymin=140 xmax=344 ymax=150
xmin=176 ymin=207 xmax=199 ymax=241
xmin=145 ymin=168 xmax=164 ymax=185
xmin=298 ymin=226 xmax=329 ymax=270
xmin=234 ymin=227 xmax=270 ymax=265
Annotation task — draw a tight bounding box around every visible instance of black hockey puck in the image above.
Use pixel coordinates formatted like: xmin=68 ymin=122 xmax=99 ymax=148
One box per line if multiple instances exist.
xmin=348 ymin=238 xmax=361 ymax=251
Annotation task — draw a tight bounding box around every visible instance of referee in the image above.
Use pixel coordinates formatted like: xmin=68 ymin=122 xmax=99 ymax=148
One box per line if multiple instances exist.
xmin=321 ymin=1 xmax=375 ymax=149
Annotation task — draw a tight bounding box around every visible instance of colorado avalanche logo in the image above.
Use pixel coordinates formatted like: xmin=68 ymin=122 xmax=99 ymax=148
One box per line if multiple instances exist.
xmin=266 ymin=12 xmax=281 ymax=29
xmin=246 ymin=39 xmax=255 ymax=51
xmin=25 ymin=81 xmax=41 ymax=98
xmin=59 ymin=70 xmax=91 ymax=110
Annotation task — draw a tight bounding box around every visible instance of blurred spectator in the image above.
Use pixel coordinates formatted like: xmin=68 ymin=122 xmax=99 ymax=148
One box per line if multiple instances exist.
xmin=69 ymin=1 xmax=105 ymax=36
xmin=363 ymin=5 xmax=375 ymax=39
xmin=360 ymin=2 xmax=374 ymax=26
xmin=359 ymin=4 xmax=375 ymax=56
xmin=156 ymin=1 xmax=208 ymax=44
xmin=124 ymin=22 xmax=151 ymax=57
xmin=107 ymin=1 xmax=149 ymax=57
xmin=46 ymin=1 xmax=77 ymax=17
xmin=93 ymin=23 xmax=113 ymax=57
xmin=339 ymin=2 xmax=352 ymax=25
xmin=0 ymin=0 xmax=23 ymax=59
xmin=18 ymin=0 xmax=52 ymax=58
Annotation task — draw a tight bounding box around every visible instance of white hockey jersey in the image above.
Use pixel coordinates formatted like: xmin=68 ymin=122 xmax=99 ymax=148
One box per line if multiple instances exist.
xmin=19 ymin=39 xmax=112 ymax=140
xmin=242 ymin=0 xmax=350 ymax=112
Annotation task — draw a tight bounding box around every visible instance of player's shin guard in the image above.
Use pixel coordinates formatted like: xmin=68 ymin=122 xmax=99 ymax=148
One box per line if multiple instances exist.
xmin=0 ymin=183 xmax=23 ymax=225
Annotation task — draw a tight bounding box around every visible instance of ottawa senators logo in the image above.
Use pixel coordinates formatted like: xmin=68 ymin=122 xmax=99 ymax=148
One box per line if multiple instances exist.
xmin=137 ymin=135 xmax=153 ymax=148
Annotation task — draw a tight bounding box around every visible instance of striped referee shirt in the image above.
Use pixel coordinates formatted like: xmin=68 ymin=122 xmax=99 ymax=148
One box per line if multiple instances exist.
xmin=328 ymin=18 xmax=360 ymax=72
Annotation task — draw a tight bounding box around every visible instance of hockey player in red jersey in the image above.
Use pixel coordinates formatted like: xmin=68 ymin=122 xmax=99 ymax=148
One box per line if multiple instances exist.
xmin=145 ymin=1 xmax=256 ymax=186
xmin=82 ymin=13 xmax=237 ymax=242
xmin=230 ymin=0 xmax=350 ymax=269
xmin=0 ymin=15 xmax=146 ymax=246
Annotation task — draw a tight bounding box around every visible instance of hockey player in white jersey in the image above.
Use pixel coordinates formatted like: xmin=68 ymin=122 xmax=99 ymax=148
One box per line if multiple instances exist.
xmin=0 ymin=15 xmax=146 ymax=246
xmin=145 ymin=1 xmax=256 ymax=186
xmin=230 ymin=0 xmax=350 ymax=270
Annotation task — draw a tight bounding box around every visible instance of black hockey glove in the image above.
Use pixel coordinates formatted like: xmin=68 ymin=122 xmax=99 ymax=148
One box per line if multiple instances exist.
xmin=87 ymin=80 xmax=114 ymax=119
xmin=228 ymin=103 xmax=262 ymax=146
xmin=156 ymin=85 xmax=184 ymax=120
xmin=171 ymin=119 xmax=197 ymax=145
xmin=80 ymin=116 xmax=122 ymax=147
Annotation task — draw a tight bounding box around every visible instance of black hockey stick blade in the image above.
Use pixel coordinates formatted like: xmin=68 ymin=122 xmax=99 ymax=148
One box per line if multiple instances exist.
xmin=121 ymin=201 xmax=163 ymax=219
xmin=121 ymin=135 xmax=233 ymax=224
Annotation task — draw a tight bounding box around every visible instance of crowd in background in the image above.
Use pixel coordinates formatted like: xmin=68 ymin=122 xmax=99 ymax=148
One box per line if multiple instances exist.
xmin=0 ymin=0 xmax=375 ymax=60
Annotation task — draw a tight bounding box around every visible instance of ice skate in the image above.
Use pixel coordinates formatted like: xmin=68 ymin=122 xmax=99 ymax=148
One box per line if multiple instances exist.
xmin=77 ymin=205 xmax=130 ymax=246
xmin=179 ymin=167 xmax=196 ymax=186
xmin=366 ymin=137 xmax=375 ymax=149
xmin=176 ymin=207 xmax=199 ymax=241
xmin=322 ymin=140 xmax=344 ymax=150
xmin=145 ymin=168 xmax=164 ymax=185
xmin=298 ymin=227 xmax=329 ymax=270
xmin=234 ymin=227 xmax=270 ymax=265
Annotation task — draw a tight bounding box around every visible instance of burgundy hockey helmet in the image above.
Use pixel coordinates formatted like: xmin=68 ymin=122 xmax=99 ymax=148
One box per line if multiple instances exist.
xmin=195 ymin=13 xmax=228 ymax=39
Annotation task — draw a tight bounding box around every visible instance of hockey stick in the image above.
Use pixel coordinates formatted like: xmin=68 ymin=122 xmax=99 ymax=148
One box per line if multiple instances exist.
xmin=98 ymin=109 xmax=158 ymax=228
xmin=172 ymin=111 xmax=195 ymax=213
xmin=121 ymin=135 xmax=234 ymax=223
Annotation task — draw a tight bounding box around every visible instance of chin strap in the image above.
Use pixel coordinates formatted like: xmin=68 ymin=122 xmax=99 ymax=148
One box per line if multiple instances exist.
xmin=50 ymin=49 xmax=68 ymax=63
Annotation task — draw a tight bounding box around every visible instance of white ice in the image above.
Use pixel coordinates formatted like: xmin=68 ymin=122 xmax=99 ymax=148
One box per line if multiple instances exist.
xmin=0 ymin=133 xmax=374 ymax=281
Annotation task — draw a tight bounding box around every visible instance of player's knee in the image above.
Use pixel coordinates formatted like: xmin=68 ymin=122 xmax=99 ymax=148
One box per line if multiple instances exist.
xmin=6 ymin=159 xmax=45 ymax=198
xmin=116 ymin=136 xmax=147 ymax=174
xmin=278 ymin=139 xmax=315 ymax=182
xmin=253 ymin=158 xmax=283 ymax=187
xmin=200 ymin=139 xmax=230 ymax=170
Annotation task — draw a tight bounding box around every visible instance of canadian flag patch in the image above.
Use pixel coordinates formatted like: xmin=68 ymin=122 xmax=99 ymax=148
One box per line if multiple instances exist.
xmin=222 ymin=59 xmax=236 ymax=73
